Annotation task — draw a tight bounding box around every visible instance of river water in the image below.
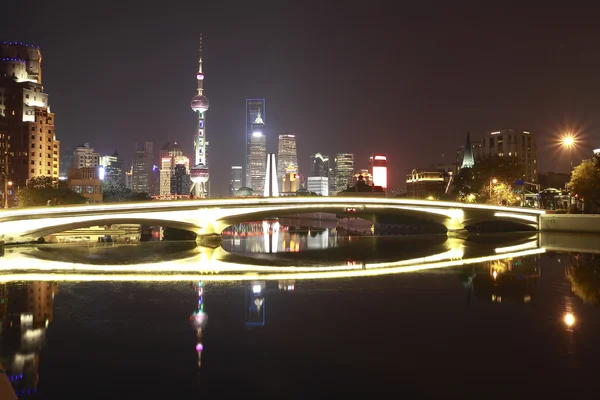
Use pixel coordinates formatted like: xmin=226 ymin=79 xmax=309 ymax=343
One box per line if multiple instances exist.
xmin=1 ymin=222 xmax=600 ymax=398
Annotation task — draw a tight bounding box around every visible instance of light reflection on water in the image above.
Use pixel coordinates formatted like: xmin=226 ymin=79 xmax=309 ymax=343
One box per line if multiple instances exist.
xmin=0 ymin=222 xmax=600 ymax=397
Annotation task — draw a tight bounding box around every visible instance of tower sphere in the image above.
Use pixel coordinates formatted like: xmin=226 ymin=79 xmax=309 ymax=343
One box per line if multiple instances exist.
xmin=191 ymin=95 xmax=210 ymax=113
xmin=196 ymin=73 xmax=205 ymax=80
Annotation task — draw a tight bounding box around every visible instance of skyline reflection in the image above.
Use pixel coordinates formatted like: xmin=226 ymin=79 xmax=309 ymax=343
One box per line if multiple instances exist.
xmin=1 ymin=225 xmax=600 ymax=396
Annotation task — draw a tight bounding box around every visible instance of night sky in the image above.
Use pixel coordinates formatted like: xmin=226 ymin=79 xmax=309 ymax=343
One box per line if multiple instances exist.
xmin=2 ymin=1 xmax=600 ymax=195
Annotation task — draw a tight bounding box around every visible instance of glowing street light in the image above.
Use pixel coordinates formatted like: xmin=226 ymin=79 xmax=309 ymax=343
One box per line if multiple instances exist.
xmin=562 ymin=135 xmax=576 ymax=173
xmin=564 ymin=312 xmax=575 ymax=328
xmin=489 ymin=178 xmax=498 ymax=199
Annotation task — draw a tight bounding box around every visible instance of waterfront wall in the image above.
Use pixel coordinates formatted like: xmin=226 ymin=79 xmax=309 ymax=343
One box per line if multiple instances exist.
xmin=540 ymin=214 xmax=600 ymax=234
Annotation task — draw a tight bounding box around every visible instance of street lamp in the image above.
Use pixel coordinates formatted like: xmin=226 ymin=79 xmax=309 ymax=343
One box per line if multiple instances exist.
xmin=562 ymin=135 xmax=575 ymax=174
xmin=3 ymin=180 xmax=12 ymax=209
xmin=489 ymin=178 xmax=497 ymax=199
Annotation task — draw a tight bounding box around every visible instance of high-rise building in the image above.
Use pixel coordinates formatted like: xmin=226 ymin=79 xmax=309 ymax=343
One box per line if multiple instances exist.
xmin=370 ymin=154 xmax=387 ymax=189
xmin=334 ymin=153 xmax=354 ymax=193
xmin=277 ymin=134 xmax=298 ymax=190
xmin=73 ymin=143 xmax=99 ymax=169
xmin=125 ymin=167 xmax=133 ymax=191
xmin=230 ymin=165 xmax=243 ymax=195
xmin=480 ymin=129 xmax=538 ymax=182
xmin=159 ymin=142 xmax=190 ymax=196
xmin=460 ymin=132 xmax=475 ymax=169
xmin=132 ymin=141 xmax=153 ymax=193
xmin=249 ymin=130 xmax=267 ymax=193
xmin=190 ymin=35 xmax=210 ymax=198
xmin=281 ymin=166 xmax=299 ymax=194
xmin=99 ymin=150 xmax=124 ymax=186
xmin=171 ymin=163 xmax=191 ymax=196
xmin=0 ymin=42 xmax=60 ymax=187
xmin=246 ymin=99 xmax=266 ymax=186
xmin=354 ymin=169 xmax=373 ymax=186
xmin=309 ymin=153 xmax=330 ymax=178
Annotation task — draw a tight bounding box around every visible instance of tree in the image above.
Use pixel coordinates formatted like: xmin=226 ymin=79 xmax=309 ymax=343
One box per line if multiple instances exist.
xmin=17 ymin=176 xmax=87 ymax=207
xmin=452 ymin=155 xmax=523 ymax=202
xmin=567 ymin=253 xmax=600 ymax=304
xmin=478 ymin=180 xmax=520 ymax=205
xmin=568 ymin=155 xmax=600 ymax=213
xmin=103 ymin=181 xmax=152 ymax=202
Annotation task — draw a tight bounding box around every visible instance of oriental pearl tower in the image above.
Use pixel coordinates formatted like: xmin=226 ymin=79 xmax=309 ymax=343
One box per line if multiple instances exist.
xmin=190 ymin=35 xmax=210 ymax=198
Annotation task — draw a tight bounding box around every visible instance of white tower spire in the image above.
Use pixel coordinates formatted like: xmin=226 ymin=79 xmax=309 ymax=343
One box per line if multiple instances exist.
xmin=190 ymin=34 xmax=210 ymax=198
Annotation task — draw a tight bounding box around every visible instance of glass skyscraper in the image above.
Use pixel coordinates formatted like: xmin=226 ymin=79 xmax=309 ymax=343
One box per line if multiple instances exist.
xmin=246 ymin=99 xmax=266 ymax=186
xmin=334 ymin=153 xmax=355 ymax=193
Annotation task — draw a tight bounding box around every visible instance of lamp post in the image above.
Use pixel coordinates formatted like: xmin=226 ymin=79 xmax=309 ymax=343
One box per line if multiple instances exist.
xmin=562 ymin=135 xmax=575 ymax=208
xmin=3 ymin=180 xmax=11 ymax=209
xmin=489 ymin=178 xmax=497 ymax=200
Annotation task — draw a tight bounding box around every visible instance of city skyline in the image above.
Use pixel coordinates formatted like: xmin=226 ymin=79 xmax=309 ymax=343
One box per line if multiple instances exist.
xmin=2 ymin=3 xmax=600 ymax=195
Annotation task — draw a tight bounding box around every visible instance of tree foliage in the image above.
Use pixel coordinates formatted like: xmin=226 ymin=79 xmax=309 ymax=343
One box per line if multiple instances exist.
xmin=16 ymin=176 xmax=87 ymax=207
xmin=568 ymin=253 xmax=600 ymax=304
xmin=453 ymin=155 xmax=523 ymax=201
xmin=568 ymin=155 xmax=600 ymax=213
xmin=102 ymin=181 xmax=152 ymax=202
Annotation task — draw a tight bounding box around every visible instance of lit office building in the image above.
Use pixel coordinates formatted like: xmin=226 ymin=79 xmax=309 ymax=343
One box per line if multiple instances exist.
xmin=334 ymin=153 xmax=354 ymax=193
xmin=277 ymin=134 xmax=298 ymax=189
xmin=68 ymin=167 xmax=103 ymax=203
xmin=72 ymin=143 xmax=99 ymax=169
xmin=230 ymin=165 xmax=243 ymax=195
xmin=0 ymin=41 xmax=60 ymax=187
xmin=307 ymin=176 xmax=328 ymax=196
xmin=462 ymin=129 xmax=538 ymax=182
xmin=249 ymin=130 xmax=267 ymax=193
xmin=369 ymin=154 xmax=387 ymax=188
xmin=159 ymin=142 xmax=190 ymax=196
xmin=245 ymin=98 xmax=266 ymax=186
xmin=99 ymin=151 xmax=124 ymax=186
xmin=132 ymin=141 xmax=153 ymax=193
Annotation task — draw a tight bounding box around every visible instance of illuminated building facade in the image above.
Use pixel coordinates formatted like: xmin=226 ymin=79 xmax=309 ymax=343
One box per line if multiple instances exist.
xmin=406 ymin=168 xmax=445 ymax=199
xmin=307 ymin=176 xmax=328 ymax=196
xmin=229 ymin=165 xmax=243 ymax=195
xmin=72 ymin=143 xmax=99 ymax=169
xmin=0 ymin=281 xmax=58 ymax=397
xmin=159 ymin=142 xmax=190 ymax=196
xmin=481 ymin=129 xmax=537 ymax=182
xmin=99 ymin=151 xmax=124 ymax=186
xmin=249 ymin=116 xmax=267 ymax=193
xmin=264 ymin=153 xmax=279 ymax=197
xmin=131 ymin=141 xmax=153 ymax=194
xmin=0 ymin=42 xmax=60 ymax=188
xmin=281 ymin=166 xmax=299 ymax=194
xmin=353 ymin=169 xmax=373 ymax=185
xmin=190 ymin=35 xmax=210 ymax=198
xmin=245 ymin=99 xmax=266 ymax=186
xmin=68 ymin=167 xmax=103 ymax=203
xmin=277 ymin=134 xmax=297 ymax=190
xmin=309 ymin=153 xmax=331 ymax=195
xmin=369 ymin=154 xmax=387 ymax=189
xmin=334 ymin=153 xmax=354 ymax=193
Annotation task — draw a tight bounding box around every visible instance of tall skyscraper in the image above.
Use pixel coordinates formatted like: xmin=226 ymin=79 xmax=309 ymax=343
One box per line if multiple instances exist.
xmin=249 ymin=130 xmax=267 ymax=193
xmin=132 ymin=141 xmax=153 ymax=193
xmin=99 ymin=150 xmax=124 ymax=186
xmin=334 ymin=153 xmax=354 ymax=192
xmin=246 ymin=99 xmax=266 ymax=186
xmin=277 ymin=134 xmax=298 ymax=190
xmin=370 ymin=154 xmax=388 ymax=189
xmin=0 ymin=42 xmax=60 ymax=187
xmin=171 ymin=163 xmax=191 ymax=196
xmin=190 ymin=35 xmax=210 ymax=198
xmin=309 ymin=153 xmax=330 ymax=178
xmin=159 ymin=142 xmax=190 ymax=196
xmin=230 ymin=165 xmax=243 ymax=195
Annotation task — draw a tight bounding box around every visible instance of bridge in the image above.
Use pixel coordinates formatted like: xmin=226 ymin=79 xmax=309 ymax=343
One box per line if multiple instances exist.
xmin=0 ymin=197 xmax=545 ymax=244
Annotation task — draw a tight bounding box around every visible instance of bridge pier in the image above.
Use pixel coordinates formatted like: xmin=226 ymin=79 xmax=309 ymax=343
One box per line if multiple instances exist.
xmin=196 ymin=234 xmax=222 ymax=247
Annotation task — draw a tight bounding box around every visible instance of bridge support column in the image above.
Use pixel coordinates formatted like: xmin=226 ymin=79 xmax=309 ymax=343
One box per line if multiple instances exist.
xmin=196 ymin=234 xmax=222 ymax=247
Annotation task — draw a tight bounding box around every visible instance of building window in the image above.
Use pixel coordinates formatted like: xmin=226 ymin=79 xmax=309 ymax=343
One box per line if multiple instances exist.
xmin=31 ymin=127 xmax=35 ymax=131
xmin=87 ymin=186 xmax=95 ymax=194
xmin=31 ymin=160 xmax=34 ymax=165
xmin=31 ymin=169 xmax=34 ymax=173
xmin=31 ymin=144 xmax=35 ymax=148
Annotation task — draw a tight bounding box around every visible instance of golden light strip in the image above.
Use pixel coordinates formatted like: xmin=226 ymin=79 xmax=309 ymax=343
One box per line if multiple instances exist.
xmin=0 ymin=248 xmax=546 ymax=283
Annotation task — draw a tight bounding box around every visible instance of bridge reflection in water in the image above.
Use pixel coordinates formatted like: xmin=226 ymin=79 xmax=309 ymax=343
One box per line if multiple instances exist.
xmin=2 ymin=227 xmax=599 ymax=397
